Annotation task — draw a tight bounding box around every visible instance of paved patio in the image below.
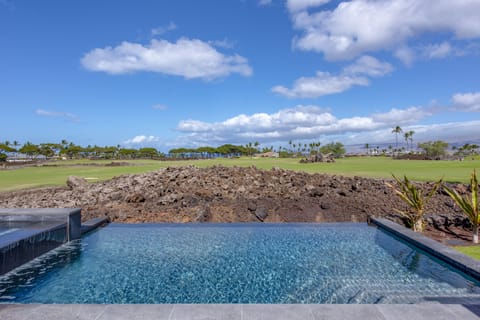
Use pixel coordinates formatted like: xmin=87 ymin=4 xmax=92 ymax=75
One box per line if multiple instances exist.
xmin=0 ymin=304 xmax=479 ymax=320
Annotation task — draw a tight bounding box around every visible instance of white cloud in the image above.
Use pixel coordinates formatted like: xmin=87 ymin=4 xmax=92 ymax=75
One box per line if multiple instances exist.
xmin=272 ymin=55 xmax=392 ymax=98
xmin=175 ymin=105 xmax=431 ymax=145
xmin=124 ymin=135 xmax=160 ymax=145
xmin=272 ymin=72 xmax=368 ymax=98
xmin=394 ymin=46 xmax=416 ymax=66
xmin=290 ymin=0 xmax=480 ymax=61
xmin=208 ymin=38 xmax=235 ymax=49
xmin=151 ymin=22 xmax=177 ymax=36
xmin=35 ymin=109 xmax=79 ymax=122
xmin=452 ymin=92 xmax=480 ymax=111
xmin=152 ymin=104 xmax=168 ymax=110
xmin=372 ymin=106 xmax=431 ymax=124
xmin=422 ymin=42 xmax=452 ymax=59
xmin=343 ymin=55 xmax=393 ymax=77
xmin=81 ymin=38 xmax=252 ymax=80
xmin=287 ymin=0 xmax=331 ymax=12
xmin=258 ymin=0 xmax=272 ymax=6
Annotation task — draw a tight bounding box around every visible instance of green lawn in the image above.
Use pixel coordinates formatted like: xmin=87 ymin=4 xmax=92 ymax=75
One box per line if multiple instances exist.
xmin=0 ymin=156 xmax=478 ymax=191
xmin=453 ymin=245 xmax=480 ymax=260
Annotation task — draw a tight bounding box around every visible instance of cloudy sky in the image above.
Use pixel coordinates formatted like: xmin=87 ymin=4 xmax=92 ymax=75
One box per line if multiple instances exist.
xmin=2 ymin=0 xmax=480 ymax=151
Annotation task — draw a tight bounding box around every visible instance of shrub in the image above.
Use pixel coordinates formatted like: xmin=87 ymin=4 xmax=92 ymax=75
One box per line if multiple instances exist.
xmin=443 ymin=170 xmax=480 ymax=244
xmin=386 ymin=174 xmax=442 ymax=232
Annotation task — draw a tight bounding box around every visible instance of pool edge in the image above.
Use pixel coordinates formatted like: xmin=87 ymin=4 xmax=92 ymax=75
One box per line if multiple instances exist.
xmin=370 ymin=217 xmax=480 ymax=282
xmin=0 ymin=303 xmax=479 ymax=320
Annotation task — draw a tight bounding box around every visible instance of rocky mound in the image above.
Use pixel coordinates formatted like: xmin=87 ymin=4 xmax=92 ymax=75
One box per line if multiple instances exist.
xmin=0 ymin=166 xmax=468 ymax=230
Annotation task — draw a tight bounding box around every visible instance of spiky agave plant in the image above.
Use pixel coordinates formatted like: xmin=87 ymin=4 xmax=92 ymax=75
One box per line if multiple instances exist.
xmin=385 ymin=174 xmax=443 ymax=232
xmin=443 ymin=169 xmax=480 ymax=244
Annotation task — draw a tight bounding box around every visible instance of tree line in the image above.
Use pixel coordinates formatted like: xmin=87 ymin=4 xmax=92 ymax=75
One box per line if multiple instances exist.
xmin=1 ymin=136 xmax=476 ymax=162
xmin=0 ymin=140 xmax=163 ymax=161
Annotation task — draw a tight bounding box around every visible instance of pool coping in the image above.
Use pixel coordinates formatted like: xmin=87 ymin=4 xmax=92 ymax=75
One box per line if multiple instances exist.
xmin=0 ymin=303 xmax=479 ymax=320
xmin=370 ymin=217 xmax=480 ymax=281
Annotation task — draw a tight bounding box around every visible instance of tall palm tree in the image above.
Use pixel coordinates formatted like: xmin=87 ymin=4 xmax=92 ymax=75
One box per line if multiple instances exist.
xmin=392 ymin=126 xmax=403 ymax=151
xmin=403 ymin=132 xmax=410 ymax=151
xmin=12 ymin=140 xmax=20 ymax=160
xmin=408 ymin=130 xmax=415 ymax=151
xmin=364 ymin=143 xmax=370 ymax=155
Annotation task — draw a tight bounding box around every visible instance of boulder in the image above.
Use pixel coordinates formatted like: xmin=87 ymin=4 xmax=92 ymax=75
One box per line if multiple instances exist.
xmin=66 ymin=176 xmax=88 ymax=190
xmin=255 ymin=207 xmax=268 ymax=222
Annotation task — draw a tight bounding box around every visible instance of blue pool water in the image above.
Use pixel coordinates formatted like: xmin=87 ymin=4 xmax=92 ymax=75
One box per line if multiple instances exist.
xmin=0 ymin=223 xmax=479 ymax=304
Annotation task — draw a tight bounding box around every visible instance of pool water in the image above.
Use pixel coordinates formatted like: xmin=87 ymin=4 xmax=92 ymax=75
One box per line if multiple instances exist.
xmin=0 ymin=223 xmax=479 ymax=304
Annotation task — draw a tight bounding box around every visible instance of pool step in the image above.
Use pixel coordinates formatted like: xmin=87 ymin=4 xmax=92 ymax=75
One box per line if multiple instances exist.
xmin=81 ymin=217 xmax=110 ymax=235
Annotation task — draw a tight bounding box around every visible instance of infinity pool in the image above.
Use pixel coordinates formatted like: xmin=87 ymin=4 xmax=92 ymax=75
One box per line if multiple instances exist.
xmin=0 ymin=223 xmax=479 ymax=303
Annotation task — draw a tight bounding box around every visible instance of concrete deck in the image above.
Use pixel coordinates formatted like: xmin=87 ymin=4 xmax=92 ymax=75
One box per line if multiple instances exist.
xmin=0 ymin=304 xmax=479 ymax=320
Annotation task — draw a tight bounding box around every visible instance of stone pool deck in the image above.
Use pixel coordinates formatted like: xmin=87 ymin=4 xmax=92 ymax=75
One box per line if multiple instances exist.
xmin=0 ymin=304 xmax=479 ymax=320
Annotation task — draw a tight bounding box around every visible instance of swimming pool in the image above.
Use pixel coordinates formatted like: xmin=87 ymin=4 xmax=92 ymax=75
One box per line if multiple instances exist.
xmin=0 ymin=223 xmax=479 ymax=304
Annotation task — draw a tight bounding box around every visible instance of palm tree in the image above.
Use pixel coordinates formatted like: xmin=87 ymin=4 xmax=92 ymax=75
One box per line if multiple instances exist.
xmin=392 ymin=126 xmax=403 ymax=152
xmin=254 ymin=141 xmax=260 ymax=153
xmin=12 ymin=140 xmax=20 ymax=160
xmin=364 ymin=143 xmax=370 ymax=155
xmin=247 ymin=142 xmax=253 ymax=157
xmin=403 ymin=132 xmax=410 ymax=151
xmin=408 ymin=130 xmax=415 ymax=152
xmin=443 ymin=170 xmax=480 ymax=243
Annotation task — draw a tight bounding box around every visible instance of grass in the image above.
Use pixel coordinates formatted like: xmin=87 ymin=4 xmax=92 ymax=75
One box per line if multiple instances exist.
xmin=453 ymin=245 xmax=480 ymax=260
xmin=0 ymin=156 xmax=479 ymax=192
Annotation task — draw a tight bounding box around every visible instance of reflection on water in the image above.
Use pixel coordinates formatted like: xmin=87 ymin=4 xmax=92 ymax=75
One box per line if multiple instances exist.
xmin=0 ymin=240 xmax=83 ymax=299
xmin=375 ymin=230 xmax=480 ymax=291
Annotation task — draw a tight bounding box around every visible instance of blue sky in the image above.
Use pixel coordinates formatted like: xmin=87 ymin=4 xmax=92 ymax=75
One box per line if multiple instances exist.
xmin=1 ymin=0 xmax=480 ymax=151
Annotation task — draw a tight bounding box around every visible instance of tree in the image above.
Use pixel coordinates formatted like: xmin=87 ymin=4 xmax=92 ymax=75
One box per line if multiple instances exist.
xmin=138 ymin=147 xmax=159 ymax=159
xmin=443 ymin=170 xmax=480 ymax=244
xmin=19 ymin=142 xmax=40 ymax=159
xmin=403 ymin=132 xmax=410 ymax=151
xmin=0 ymin=143 xmax=15 ymax=154
xmin=386 ymin=174 xmax=443 ymax=232
xmin=364 ymin=143 xmax=370 ymax=155
xmin=0 ymin=142 xmax=15 ymax=162
xmin=392 ymin=126 xmax=403 ymax=152
xmin=418 ymin=141 xmax=449 ymax=159
xmin=320 ymin=142 xmax=346 ymax=158
xmin=455 ymin=143 xmax=479 ymax=157
xmin=60 ymin=143 xmax=83 ymax=159
xmin=408 ymin=131 xmax=415 ymax=151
